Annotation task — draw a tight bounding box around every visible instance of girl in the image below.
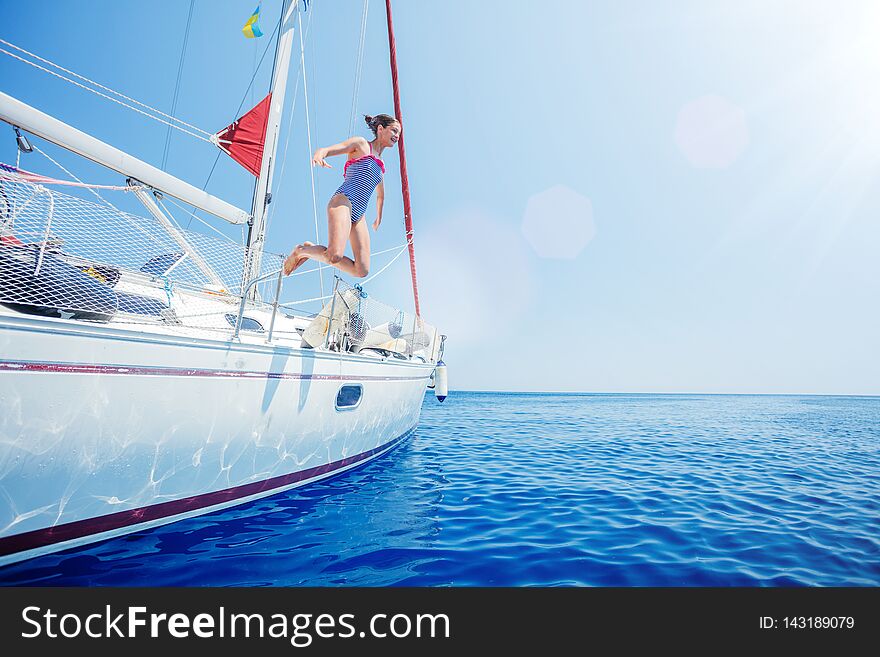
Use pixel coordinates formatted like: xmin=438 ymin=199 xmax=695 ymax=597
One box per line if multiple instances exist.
xmin=283 ymin=113 xmax=401 ymax=278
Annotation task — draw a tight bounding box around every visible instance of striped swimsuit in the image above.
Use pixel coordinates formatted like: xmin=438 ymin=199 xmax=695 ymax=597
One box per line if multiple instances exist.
xmin=334 ymin=151 xmax=385 ymax=223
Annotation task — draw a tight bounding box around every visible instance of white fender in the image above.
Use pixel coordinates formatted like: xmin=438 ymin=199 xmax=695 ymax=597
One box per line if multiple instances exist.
xmin=434 ymin=360 xmax=447 ymax=402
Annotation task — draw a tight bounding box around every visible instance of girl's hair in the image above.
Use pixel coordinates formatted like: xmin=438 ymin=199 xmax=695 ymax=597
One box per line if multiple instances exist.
xmin=364 ymin=113 xmax=399 ymax=136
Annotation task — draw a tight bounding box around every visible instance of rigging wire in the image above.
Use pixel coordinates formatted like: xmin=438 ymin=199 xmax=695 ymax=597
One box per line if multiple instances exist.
xmin=155 ymin=196 xmax=186 ymax=234
xmin=0 ymin=165 xmax=131 ymax=190
xmin=161 ymin=0 xmax=196 ymax=171
xmin=0 ymin=39 xmax=212 ymax=141
xmin=28 ymin=144 xmax=166 ymax=249
xmin=374 ymin=242 xmax=408 ymax=257
xmin=162 ymin=195 xmax=239 ymax=244
xmin=285 ymin=241 xmax=407 ymax=278
xmin=31 ymin=144 xmax=123 ymax=212
xmin=195 ymin=16 xmax=283 ymax=203
xmin=298 ymin=8 xmax=325 ymax=299
xmin=251 ymin=22 xmax=258 ymax=111
xmin=362 ymin=241 xmax=410 ymax=285
xmin=8 ymin=3 xmax=403 ymax=296
xmin=189 ymin=2 xmax=312 ymax=240
xmin=281 ymin=293 xmax=332 ymax=306
xmin=263 ymin=6 xmax=314 ymax=236
xmin=309 ymin=0 xmax=320 ymax=206
xmin=278 ymin=236 xmax=411 ymax=305
xmin=241 ymin=0 xmax=289 ymax=271
xmin=348 ymin=0 xmax=370 ymax=135
xmin=275 ymin=0 xmax=408 ymax=296
xmin=278 ymin=241 xmax=410 ymax=315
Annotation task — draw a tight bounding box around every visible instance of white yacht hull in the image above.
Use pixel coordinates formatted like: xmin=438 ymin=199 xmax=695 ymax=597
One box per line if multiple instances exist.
xmin=0 ymin=312 xmax=433 ymax=565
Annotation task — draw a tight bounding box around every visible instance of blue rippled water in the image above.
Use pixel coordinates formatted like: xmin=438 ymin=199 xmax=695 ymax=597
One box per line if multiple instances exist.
xmin=2 ymin=392 xmax=878 ymax=586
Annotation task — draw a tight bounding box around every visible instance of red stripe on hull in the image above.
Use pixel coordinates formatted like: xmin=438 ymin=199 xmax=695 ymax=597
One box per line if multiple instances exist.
xmin=0 ymin=360 xmax=428 ymax=381
xmin=0 ymin=429 xmax=414 ymax=558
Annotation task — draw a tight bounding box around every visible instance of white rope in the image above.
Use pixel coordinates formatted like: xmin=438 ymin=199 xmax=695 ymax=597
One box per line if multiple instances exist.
xmin=372 ymin=242 xmax=408 ymax=257
xmin=348 ymin=0 xmax=370 ymax=135
xmin=282 ymin=293 xmax=333 ymax=306
xmin=155 ymin=197 xmax=186 ymax=233
xmin=33 ymin=144 xmax=167 ymax=249
xmin=298 ymin=9 xmax=324 ymax=299
xmin=32 ymin=145 xmax=124 ymax=212
xmin=161 ymin=196 xmax=239 ymax=244
xmin=363 ymin=242 xmax=410 ymax=284
xmin=0 ymin=170 xmax=131 ymax=191
xmin=0 ymin=43 xmax=213 ymax=144
xmin=280 ymin=241 xmax=407 ymax=288
xmin=0 ymin=38 xmax=212 ymax=137
xmin=285 ymin=241 xmax=407 ymax=280
xmin=284 ymin=241 xmax=411 ymax=301
xmin=290 ymin=263 xmax=324 ymax=277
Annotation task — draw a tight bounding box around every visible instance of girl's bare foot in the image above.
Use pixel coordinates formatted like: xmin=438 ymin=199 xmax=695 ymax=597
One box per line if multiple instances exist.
xmin=283 ymin=242 xmax=314 ymax=276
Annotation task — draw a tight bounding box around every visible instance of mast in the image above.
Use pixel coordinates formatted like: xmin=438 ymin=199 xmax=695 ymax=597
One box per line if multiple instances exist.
xmin=384 ymin=0 xmax=421 ymax=318
xmin=243 ymin=0 xmax=300 ymax=293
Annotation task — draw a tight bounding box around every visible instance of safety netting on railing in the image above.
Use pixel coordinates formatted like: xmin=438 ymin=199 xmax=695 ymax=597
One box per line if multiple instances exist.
xmin=299 ymin=277 xmax=439 ymax=362
xmin=0 ymin=171 xmax=439 ymax=358
xmin=0 ymin=170 xmax=283 ymax=331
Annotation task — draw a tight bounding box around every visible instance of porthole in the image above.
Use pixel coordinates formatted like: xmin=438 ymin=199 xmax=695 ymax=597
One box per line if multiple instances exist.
xmin=225 ymin=313 xmax=264 ymax=332
xmin=335 ymin=384 xmax=363 ymax=410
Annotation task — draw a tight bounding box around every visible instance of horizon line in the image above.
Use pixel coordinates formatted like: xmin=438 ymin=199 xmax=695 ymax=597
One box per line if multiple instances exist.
xmin=427 ymin=390 xmax=880 ymax=398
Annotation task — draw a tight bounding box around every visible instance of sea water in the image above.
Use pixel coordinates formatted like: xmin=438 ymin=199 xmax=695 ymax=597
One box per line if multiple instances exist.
xmin=1 ymin=392 xmax=878 ymax=586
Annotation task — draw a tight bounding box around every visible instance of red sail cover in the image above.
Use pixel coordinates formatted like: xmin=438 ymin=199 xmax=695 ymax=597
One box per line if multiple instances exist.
xmin=214 ymin=93 xmax=272 ymax=177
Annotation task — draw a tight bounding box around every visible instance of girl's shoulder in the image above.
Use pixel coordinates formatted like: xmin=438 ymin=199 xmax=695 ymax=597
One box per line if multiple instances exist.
xmin=349 ymin=136 xmax=371 ymax=156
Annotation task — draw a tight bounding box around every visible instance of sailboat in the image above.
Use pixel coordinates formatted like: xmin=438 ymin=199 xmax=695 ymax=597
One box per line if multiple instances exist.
xmin=0 ymin=0 xmax=446 ymax=566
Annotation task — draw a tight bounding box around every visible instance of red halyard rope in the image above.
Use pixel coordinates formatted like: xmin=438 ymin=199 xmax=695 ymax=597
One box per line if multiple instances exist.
xmin=0 ymin=163 xmax=131 ymax=190
xmin=384 ymin=0 xmax=421 ymax=319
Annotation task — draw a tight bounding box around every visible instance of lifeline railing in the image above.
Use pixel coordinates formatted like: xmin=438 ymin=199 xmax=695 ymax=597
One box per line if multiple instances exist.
xmin=234 ymin=267 xmax=283 ymax=340
xmin=0 ymin=171 xmax=440 ymax=361
xmin=234 ymin=270 xmax=440 ymax=362
xmin=0 ymin=171 xmax=281 ymax=332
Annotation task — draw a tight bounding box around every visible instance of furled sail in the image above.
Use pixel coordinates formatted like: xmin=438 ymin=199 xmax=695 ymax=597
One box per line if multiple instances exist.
xmin=213 ymin=93 xmax=272 ymax=177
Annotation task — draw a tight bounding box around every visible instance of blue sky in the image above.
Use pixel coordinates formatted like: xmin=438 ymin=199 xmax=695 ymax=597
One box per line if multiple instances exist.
xmin=2 ymin=1 xmax=878 ymax=394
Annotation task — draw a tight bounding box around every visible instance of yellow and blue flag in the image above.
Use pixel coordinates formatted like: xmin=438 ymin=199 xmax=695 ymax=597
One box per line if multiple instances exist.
xmin=242 ymin=4 xmax=263 ymax=38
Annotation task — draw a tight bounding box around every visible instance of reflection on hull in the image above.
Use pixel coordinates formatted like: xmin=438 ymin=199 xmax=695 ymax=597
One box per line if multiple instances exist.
xmin=0 ymin=313 xmax=432 ymax=565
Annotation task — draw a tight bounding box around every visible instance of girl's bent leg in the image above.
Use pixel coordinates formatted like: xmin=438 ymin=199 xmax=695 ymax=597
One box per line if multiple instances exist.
xmin=347 ymin=218 xmax=371 ymax=278
xmin=284 ymin=194 xmax=362 ymax=277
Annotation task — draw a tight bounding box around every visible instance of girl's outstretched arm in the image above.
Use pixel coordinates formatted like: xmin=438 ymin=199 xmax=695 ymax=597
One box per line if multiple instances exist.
xmin=312 ymin=137 xmax=369 ymax=168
